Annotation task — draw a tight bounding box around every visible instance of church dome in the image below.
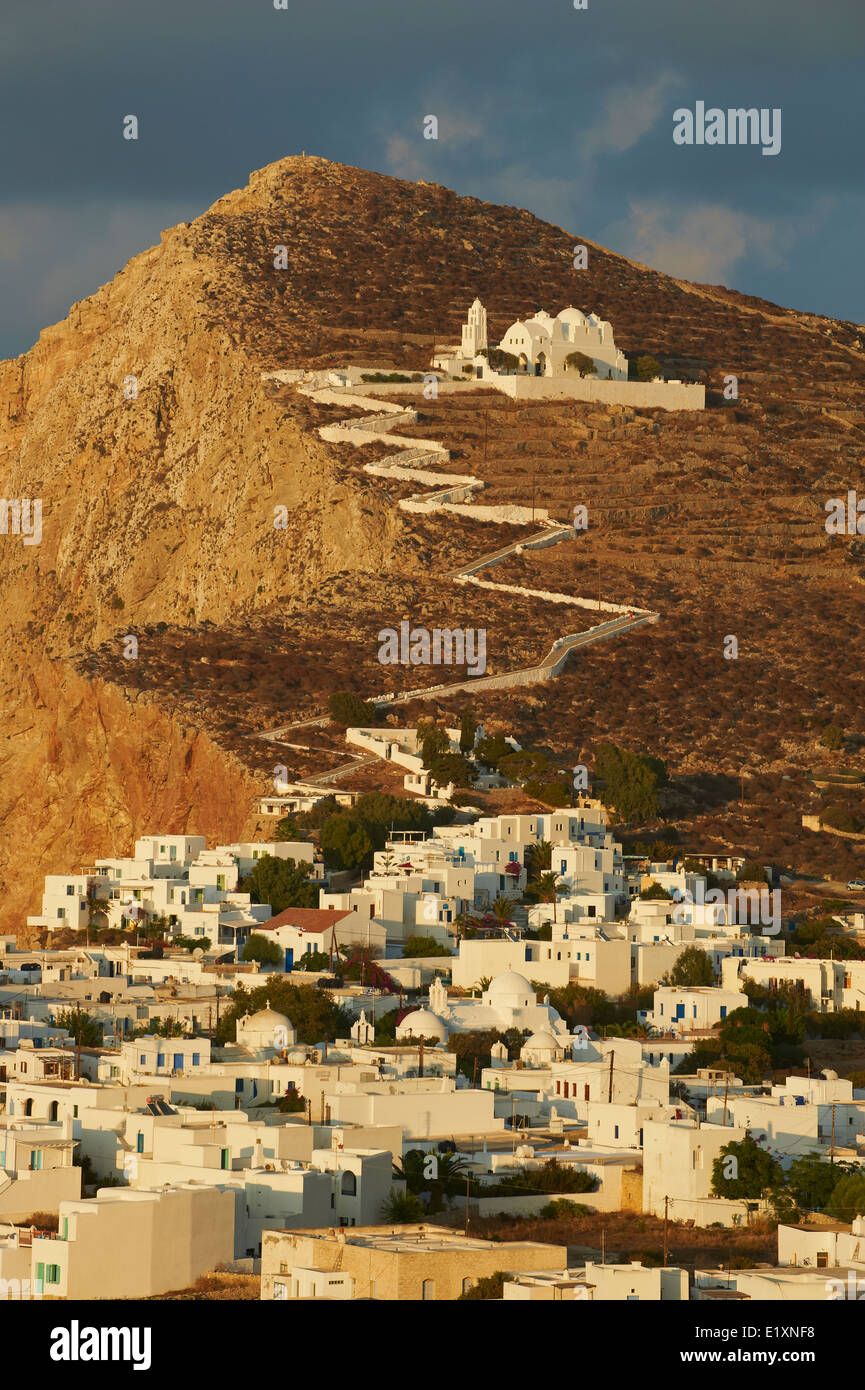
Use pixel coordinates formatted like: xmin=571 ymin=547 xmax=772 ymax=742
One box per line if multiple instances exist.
xmin=486 ymin=971 xmax=533 ymax=998
xmin=523 ymin=1030 xmax=559 ymax=1051
xmin=237 ymin=1005 xmax=296 ymax=1049
xmin=396 ymin=1009 xmax=448 ymax=1043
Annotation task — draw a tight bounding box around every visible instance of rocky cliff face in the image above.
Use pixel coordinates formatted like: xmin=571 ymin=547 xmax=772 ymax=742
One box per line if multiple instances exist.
xmin=0 ymin=660 xmax=262 ymax=940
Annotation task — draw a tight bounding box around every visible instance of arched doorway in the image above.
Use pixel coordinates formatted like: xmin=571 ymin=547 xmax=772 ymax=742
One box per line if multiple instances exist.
xmin=518 ymin=353 xmax=529 ymax=374
xmin=49 ymin=1100 xmax=59 ymax=1122
xmin=535 ymin=352 xmax=547 ymax=377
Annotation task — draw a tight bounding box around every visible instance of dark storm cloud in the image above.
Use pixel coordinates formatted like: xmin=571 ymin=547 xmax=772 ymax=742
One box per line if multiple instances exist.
xmin=0 ymin=0 xmax=863 ymax=357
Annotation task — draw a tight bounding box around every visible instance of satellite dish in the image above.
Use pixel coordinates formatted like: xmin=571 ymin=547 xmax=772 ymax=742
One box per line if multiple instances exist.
xmin=192 ymin=948 xmax=204 ymax=960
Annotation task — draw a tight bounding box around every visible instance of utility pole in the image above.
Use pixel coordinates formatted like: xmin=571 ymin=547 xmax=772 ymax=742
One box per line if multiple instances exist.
xmin=722 ymin=1072 xmax=730 ymax=1128
xmin=75 ymin=1002 xmax=82 ymax=1082
xmin=512 ymin=1096 xmax=517 ymax=1156
xmin=601 ymin=1228 xmax=606 ymax=1265
xmin=830 ymin=1103 xmax=836 ymax=1164
xmin=464 ymin=1174 xmax=471 ymax=1237
xmin=598 ymin=558 xmax=601 ymax=613
xmin=418 ymin=1037 xmax=424 ymax=1079
xmin=607 ymin=1049 xmax=614 ymax=1104
xmin=663 ymin=1196 xmax=669 ymax=1267
xmin=531 ymin=469 xmax=536 ymax=525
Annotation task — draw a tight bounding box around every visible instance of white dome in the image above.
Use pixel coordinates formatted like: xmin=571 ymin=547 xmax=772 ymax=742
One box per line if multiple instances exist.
xmin=237 ymin=1006 xmax=296 ymax=1049
xmin=247 ymin=1007 xmax=290 ymax=1028
xmin=396 ymin=1009 xmax=448 ymax=1042
xmin=523 ymin=1030 xmax=559 ymax=1051
xmin=486 ymin=971 xmax=533 ymax=997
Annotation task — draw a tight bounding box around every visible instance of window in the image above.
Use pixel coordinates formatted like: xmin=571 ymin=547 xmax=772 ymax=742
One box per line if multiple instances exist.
xmin=341 ymin=1171 xmax=357 ymax=1196
xmin=140 ymin=1053 xmax=147 ymax=1065
xmin=137 ymin=1132 xmax=144 ymax=1153
xmin=66 ymin=884 xmax=75 ymax=896
xmin=192 ymin=1053 xmax=200 ymax=1067
xmin=614 ymin=1126 xmax=619 ymax=1139
xmin=216 ymin=875 xmax=226 ymax=892
xmin=461 ymin=1278 xmax=474 ymax=1293
xmin=220 ymin=1148 xmax=230 ymax=1170
xmin=157 ymin=1054 xmax=165 ymax=1068
xmin=422 ymin=1280 xmax=435 ymax=1300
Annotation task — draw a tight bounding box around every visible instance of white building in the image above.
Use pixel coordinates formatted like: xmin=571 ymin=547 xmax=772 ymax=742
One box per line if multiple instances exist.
xmin=497 ymin=306 xmax=628 ymax=381
xmin=395 ymin=972 xmax=570 ymax=1044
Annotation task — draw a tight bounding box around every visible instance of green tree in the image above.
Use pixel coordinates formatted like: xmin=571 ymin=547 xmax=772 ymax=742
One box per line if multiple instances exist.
xmin=711 ymin=1135 xmax=785 ymax=1199
xmin=593 ymin=742 xmax=667 ymax=824
xmin=459 ymin=708 xmax=477 ymax=754
xmin=379 ymin=1190 xmax=427 ymax=1223
xmin=640 ymin=881 xmax=673 ymax=901
xmin=417 ymin=719 xmax=450 ymax=764
xmin=327 ymin=691 xmax=376 ymax=725
xmin=274 ymin=817 xmax=306 ymax=842
xmin=533 ymin=872 xmax=562 ymax=905
xmin=635 ymin=354 xmax=663 ymax=381
xmin=564 ymin=351 xmax=596 ymax=376
xmin=242 ymin=933 xmax=283 ymax=967
xmin=428 ymin=752 xmax=473 ymax=788
xmin=474 ymin=734 xmax=512 ymax=771
xmin=821 ymin=724 xmax=844 ymax=752
xmin=490 ymin=895 xmax=515 ymax=926
xmin=787 ymin=1155 xmax=843 ymax=1212
xmin=827 ymin=1171 xmax=865 ymax=1223
xmin=523 ymin=777 xmax=572 ymax=807
xmin=458 ymin=1271 xmax=507 ymax=1300
xmin=663 ymin=945 xmax=715 ymax=988
xmin=737 ymin=860 xmax=770 ymax=884
xmin=239 ymin=854 xmax=317 ymax=913
xmin=320 ymin=817 xmax=374 ymax=872
xmin=53 ymin=1009 xmax=103 ymax=1047
xmin=403 ymin=935 xmax=453 ymax=958
xmin=217 ymin=981 xmax=351 ymax=1046
xmin=525 ymin=841 xmax=553 ymax=880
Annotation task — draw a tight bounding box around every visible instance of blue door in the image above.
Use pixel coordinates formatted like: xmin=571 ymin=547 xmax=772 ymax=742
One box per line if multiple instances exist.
xmin=675 ymin=1004 xmax=685 ymax=1020
xmin=285 ymin=947 xmax=294 ymax=971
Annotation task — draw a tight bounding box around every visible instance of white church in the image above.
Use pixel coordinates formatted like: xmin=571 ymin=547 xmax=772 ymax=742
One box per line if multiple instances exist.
xmin=434 ymin=297 xmax=628 ymax=382
xmin=394 ymin=971 xmax=573 ymax=1062
xmin=430 ymin=299 xmax=704 ymax=410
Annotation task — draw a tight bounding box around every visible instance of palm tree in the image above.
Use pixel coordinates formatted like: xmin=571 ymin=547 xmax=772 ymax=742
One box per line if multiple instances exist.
xmin=380 ymin=1190 xmax=426 ymax=1223
xmin=535 ymin=872 xmax=562 ymax=905
xmin=525 ymin=840 xmax=552 ymax=880
xmin=490 ymin=895 xmax=514 ymax=928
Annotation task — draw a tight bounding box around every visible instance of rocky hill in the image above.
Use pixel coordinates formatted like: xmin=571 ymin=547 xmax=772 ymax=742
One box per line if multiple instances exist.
xmin=2 ymin=154 xmax=864 ymax=933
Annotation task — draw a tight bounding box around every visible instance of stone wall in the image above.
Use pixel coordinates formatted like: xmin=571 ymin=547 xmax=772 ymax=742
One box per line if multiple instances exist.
xmin=494 ymin=374 xmax=705 ymax=411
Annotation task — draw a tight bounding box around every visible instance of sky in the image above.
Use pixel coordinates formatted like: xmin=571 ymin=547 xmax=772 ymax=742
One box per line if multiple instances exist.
xmin=1 ymin=0 xmax=863 ymax=360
